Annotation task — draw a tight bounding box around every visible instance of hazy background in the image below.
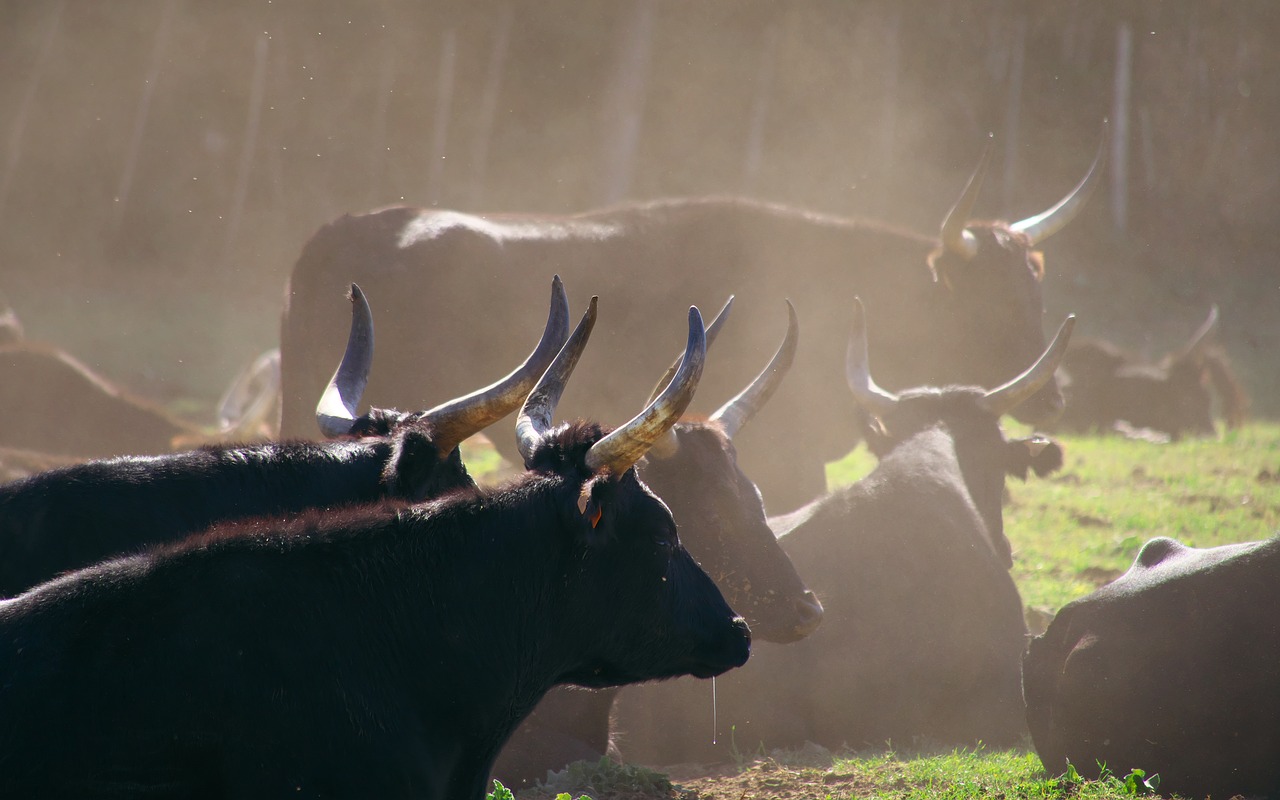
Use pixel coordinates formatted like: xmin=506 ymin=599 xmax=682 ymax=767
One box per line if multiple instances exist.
xmin=1 ymin=0 xmax=1275 ymax=419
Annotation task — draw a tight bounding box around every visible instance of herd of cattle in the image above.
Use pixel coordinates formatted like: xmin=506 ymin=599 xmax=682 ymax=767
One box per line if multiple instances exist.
xmin=0 ymin=128 xmax=1269 ymax=799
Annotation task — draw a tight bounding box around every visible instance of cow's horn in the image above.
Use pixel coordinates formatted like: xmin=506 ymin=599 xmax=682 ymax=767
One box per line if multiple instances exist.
xmin=1009 ymin=119 xmax=1109 ymax=245
xmin=424 ymin=276 xmax=571 ymax=456
xmin=1171 ymin=304 xmax=1219 ymax=361
xmin=710 ymin=299 xmax=799 ymax=440
xmin=316 ymin=283 xmax=376 ymax=438
xmin=644 ymin=295 xmax=733 ymax=460
xmin=844 ymin=297 xmax=899 ymax=419
xmin=586 ymin=307 xmax=706 ymax=474
xmin=515 ymin=297 xmax=598 ymax=465
xmin=979 ymin=315 xmax=1076 ymax=417
xmin=939 ymin=139 xmax=993 ymax=261
xmin=646 ymin=295 xmax=733 ymax=406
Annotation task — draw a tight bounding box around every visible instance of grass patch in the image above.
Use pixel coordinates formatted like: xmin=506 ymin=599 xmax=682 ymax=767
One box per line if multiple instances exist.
xmin=825 ymin=422 xmax=1280 ymax=614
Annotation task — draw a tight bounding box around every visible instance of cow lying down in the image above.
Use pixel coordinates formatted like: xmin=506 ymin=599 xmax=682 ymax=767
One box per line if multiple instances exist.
xmin=1056 ymin=305 xmax=1248 ymax=441
xmin=0 ymin=300 xmax=751 ymax=800
xmin=614 ymin=300 xmax=1070 ymax=765
xmin=1024 ymin=534 xmax=1280 ymax=800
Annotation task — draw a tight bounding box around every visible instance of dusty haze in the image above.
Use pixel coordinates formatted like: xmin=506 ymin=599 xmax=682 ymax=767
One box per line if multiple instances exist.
xmin=0 ymin=0 xmax=1275 ymax=418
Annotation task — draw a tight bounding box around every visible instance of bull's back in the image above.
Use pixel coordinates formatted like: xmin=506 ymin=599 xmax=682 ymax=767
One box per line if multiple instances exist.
xmin=277 ymin=200 xmax=926 ymax=513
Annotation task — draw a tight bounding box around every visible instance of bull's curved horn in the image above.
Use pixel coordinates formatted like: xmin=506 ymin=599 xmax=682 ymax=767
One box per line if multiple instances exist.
xmin=978 ymin=315 xmax=1076 ymax=417
xmin=316 ymin=283 xmax=376 ymax=438
xmin=515 ymin=297 xmax=598 ymax=465
xmin=646 ymin=295 xmax=734 ymax=406
xmin=844 ymin=297 xmax=899 ymax=419
xmin=423 ymin=275 xmax=571 ymax=456
xmin=585 ymin=307 xmax=707 ymax=475
xmin=1009 ymin=119 xmax=1109 ymax=245
xmin=710 ymin=299 xmax=799 ymax=440
xmin=644 ymin=295 xmax=734 ymax=460
xmin=1171 ymin=303 xmax=1219 ymax=361
xmin=939 ymin=138 xmax=993 ymax=261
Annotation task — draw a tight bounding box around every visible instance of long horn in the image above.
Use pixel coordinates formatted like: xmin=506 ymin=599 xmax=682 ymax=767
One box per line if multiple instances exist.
xmin=844 ymin=297 xmax=899 ymax=419
xmin=939 ymin=138 xmax=993 ymax=261
xmin=316 ymin=283 xmax=375 ymax=438
xmin=1009 ymin=119 xmax=1109 ymax=245
xmin=423 ymin=275 xmax=571 ymax=455
xmin=585 ymin=307 xmax=707 ymax=474
xmin=515 ymin=297 xmax=598 ymax=465
xmin=979 ymin=315 xmax=1077 ymax=417
xmin=1171 ymin=303 xmax=1219 ymax=361
xmin=710 ymin=299 xmax=799 ymax=440
xmin=645 ymin=295 xmax=734 ymax=406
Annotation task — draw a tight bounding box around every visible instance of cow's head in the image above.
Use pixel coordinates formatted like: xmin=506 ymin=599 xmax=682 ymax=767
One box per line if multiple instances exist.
xmin=639 ymin=298 xmax=823 ymax=644
xmin=516 ymin=298 xmax=751 ymax=687
xmin=925 ymin=125 xmax=1105 ymax=426
xmin=847 ymin=298 xmax=1074 ymax=567
xmin=315 ymin=278 xmax=570 ymax=501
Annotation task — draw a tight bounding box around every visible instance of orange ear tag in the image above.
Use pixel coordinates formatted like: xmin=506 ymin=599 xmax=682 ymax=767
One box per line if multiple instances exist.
xmin=577 ymin=483 xmax=603 ymax=528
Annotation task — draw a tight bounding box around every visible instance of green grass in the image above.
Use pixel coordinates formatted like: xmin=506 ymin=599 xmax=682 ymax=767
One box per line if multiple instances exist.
xmin=827 ymin=422 xmax=1280 ymax=616
xmin=505 ymin=425 xmax=1280 ymax=799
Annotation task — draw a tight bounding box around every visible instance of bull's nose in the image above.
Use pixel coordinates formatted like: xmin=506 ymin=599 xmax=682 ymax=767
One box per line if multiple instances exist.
xmin=729 ymin=616 xmax=751 ymax=664
xmin=792 ymin=590 xmax=824 ymax=639
xmin=689 ymin=615 xmax=751 ymax=678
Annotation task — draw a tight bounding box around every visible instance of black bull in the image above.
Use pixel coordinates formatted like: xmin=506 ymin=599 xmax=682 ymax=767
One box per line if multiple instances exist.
xmin=0 ymin=280 xmax=570 ymax=597
xmin=0 ymin=291 xmax=751 ymax=800
xmin=279 ymin=139 xmax=1101 ymax=511
xmin=1024 ymin=535 xmax=1280 ymax=800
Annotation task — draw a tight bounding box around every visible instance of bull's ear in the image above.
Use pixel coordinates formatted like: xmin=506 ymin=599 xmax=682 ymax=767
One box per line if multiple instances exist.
xmin=573 ymin=476 xmax=612 ymax=545
xmin=1006 ymin=435 xmax=1064 ymax=481
xmin=384 ymin=427 xmax=454 ymax=501
xmin=858 ymin=409 xmax=894 ymax=458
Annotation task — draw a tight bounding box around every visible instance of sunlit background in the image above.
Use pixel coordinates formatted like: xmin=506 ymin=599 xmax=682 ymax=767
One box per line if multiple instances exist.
xmin=1 ymin=1 xmax=1275 ymax=417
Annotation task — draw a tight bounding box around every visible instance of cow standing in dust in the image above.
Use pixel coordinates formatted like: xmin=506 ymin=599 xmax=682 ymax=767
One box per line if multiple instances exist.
xmin=279 ymin=133 xmax=1104 ymax=511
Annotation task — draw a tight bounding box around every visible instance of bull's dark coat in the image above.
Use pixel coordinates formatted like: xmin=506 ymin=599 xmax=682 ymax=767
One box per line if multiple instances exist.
xmin=0 ymin=415 xmax=470 ymax=597
xmin=1024 ymin=535 xmax=1280 ymax=800
xmin=279 ymin=191 xmax=1078 ymax=511
xmin=492 ymin=419 xmax=823 ymax=787
xmin=0 ymin=421 xmax=750 ymax=800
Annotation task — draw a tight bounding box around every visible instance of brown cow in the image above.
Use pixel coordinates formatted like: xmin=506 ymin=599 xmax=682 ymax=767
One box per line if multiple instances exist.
xmin=0 ymin=342 xmax=202 ymax=459
xmin=279 ymin=130 xmax=1105 ymax=512
xmin=1056 ymin=305 xmax=1248 ymax=440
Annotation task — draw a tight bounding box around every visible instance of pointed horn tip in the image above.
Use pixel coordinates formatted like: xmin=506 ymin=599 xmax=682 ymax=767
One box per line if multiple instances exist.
xmin=1054 ymin=314 xmax=1077 ymax=342
xmin=348 ymin=283 xmax=363 ymax=302
xmin=851 ymin=295 xmax=867 ymax=324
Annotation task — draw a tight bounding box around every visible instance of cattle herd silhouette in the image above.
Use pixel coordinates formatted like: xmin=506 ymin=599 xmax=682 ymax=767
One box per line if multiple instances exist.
xmin=0 ymin=127 xmax=1269 ymax=800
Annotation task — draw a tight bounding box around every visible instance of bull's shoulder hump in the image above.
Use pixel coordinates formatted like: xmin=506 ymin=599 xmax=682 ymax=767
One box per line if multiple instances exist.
xmin=396 ymin=209 xmax=623 ymax=249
